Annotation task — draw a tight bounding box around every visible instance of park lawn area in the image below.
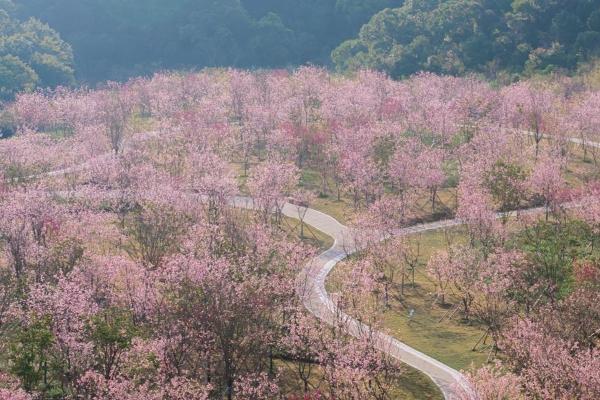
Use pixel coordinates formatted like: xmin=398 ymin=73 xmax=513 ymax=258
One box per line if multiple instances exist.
xmin=327 ymin=225 xmax=490 ymax=372
xmin=276 ymin=359 xmax=443 ymax=400
xmin=299 ymin=168 xmax=354 ymax=224
xmin=327 ymin=205 xmax=582 ymax=372
xmin=311 ymin=196 xmax=353 ymax=225
xmin=281 ymin=215 xmax=335 ymax=251
xmin=564 ymin=143 xmax=600 ymax=185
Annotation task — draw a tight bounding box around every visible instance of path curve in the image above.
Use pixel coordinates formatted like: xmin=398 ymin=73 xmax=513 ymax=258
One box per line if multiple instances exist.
xmin=280 ymin=202 xmax=470 ymax=399
xmin=286 ymin=133 xmax=600 ymax=399
xmin=274 ymin=201 xmax=590 ymax=399
xmin=229 ymin=196 xmax=471 ymax=398
xmin=37 ymin=133 xmax=600 ymax=399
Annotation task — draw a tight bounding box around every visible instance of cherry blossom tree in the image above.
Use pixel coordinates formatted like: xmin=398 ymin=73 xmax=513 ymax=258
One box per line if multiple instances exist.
xmin=502 ymin=82 xmax=561 ymax=157
xmin=98 ymin=88 xmax=134 ymax=155
xmin=455 ymin=362 xmax=524 ymax=400
xmin=389 ymin=139 xmax=447 ymax=212
xmin=471 ymin=250 xmax=522 ymax=355
xmin=337 ymin=145 xmax=381 ymax=208
xmin=502 ymin=318 xmax=600 ymax=399
xmin=289 ymin=189 xmax=316 ymax=238
xmin=527 ymin=153 xmax=565 ymax=219
xmin=247 ymin=159 xmax=299 ymax=224
xmin=565 ymin=91 xmax=600 ymax=163
xmin=456 ymin=172 xmax=502 ymax=251
xmin=446 ymin=245 xmax=483 ymax=321
xmin=427 ymin=250 xmax=454 ymax=306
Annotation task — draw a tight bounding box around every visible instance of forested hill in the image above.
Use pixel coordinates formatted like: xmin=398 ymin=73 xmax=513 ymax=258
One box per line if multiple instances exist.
xmin=2 ymin=0 xmax=600 ymax=95
xmin=13 ymin=0 xmax=403 ymax=83
xmin=0 ymin=0 xmax=74 ymax=100
xmin=333 ymin=0 xmax=600 ymax=78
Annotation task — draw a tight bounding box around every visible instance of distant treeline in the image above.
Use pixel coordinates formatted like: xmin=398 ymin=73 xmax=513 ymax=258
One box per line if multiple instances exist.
xmin=333 ymin=0 xmax=600 ymax=78
xmin=0 ymin=0 xmax=74 ymax=100
xmin=12 ymin=0 xmax=403 ymax=83
xmin=2 ymin=0 xmax=600 ymax=99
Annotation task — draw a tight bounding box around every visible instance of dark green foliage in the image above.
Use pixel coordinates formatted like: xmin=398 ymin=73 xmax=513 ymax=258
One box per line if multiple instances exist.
xmin=0 ymin=55 xmax=38 ymax=99
xmin=512 ymin=219 xmax=600 ymax=300
xmin=15 ymin=0 xmax=404 ymax=83
xmin=6 ymin=0 xmax=600 ymax=86
xmin=9 ymin=316 xmax=57 ymax=394
xmin=333 ymin=0 xmax=600 ymax=78
xmin=87 ymin=307 xmax=136 ymax=380
xmin=0 ymin=1 xmax=74 ymax=100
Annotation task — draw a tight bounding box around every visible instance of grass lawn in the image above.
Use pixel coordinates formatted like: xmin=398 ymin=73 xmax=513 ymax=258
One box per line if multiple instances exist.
xmin=381 ymin=227 xmax=490 ymax=371
xmin=311 ymin=196 xmax=354 ymax=225
xmin=564 ymin=143 xmax=600 ymax=185
xmin=327 ymin=226 xmax=490 ymax=372
xmin=282 ymin=215 xmax=335 ymax=251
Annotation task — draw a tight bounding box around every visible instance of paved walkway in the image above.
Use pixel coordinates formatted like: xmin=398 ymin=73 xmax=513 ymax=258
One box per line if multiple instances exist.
xmin=281 ymin=134 xmax=600 ymax=399
xmin=230 ymin=197 xmax=471 ymax=398
xmin=279 ymin=202 xmax=470 ymax=399
xmin=44 ymin=133 xmax=599 ymax=399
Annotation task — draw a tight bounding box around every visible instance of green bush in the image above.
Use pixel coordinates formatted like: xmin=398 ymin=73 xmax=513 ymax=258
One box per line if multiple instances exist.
xmin=0 ymin=109 xmax=17 ymax=138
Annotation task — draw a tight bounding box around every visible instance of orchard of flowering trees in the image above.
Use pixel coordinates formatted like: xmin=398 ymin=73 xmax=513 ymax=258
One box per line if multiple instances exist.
xmin=0 ymin=67 xmax=599 ymax=399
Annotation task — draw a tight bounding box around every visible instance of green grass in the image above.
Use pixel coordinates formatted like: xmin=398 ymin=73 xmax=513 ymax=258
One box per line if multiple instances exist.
xmin=393 ymin=366 xmax=444 ymax=399
xmin=298 ymin=168 xmax=354 ymax=225
xmin=311 ymin=196 xmax=353 ymax=225
xmin=382 ymin=297 xmax=488 ymax=371
xmin=282 ymin=215 xmax=335 ymax=251
xmin=564 ymin=142 xmax=600 ymax=185
xmin=328 ymin=226 xmax=490 ymax=372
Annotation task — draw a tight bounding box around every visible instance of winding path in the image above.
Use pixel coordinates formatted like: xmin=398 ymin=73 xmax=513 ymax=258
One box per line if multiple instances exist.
xmin=200 ymin=197 xmax=472 ymax=398
xmin=267 ymin=202 xmax=589 ymax=398
xmin=41 ymin=133 xmax=600 ymax=399
xmin=277 ymin=201 xmax=469 ymax=399
xmin=241 ymin=131 xmax=600 ymax=399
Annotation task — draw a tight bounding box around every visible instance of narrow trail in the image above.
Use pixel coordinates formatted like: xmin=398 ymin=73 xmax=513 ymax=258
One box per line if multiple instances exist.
xmin=40 ymin=133 xmax=599 ymax=399
xmin=279 ymin=202 xmax=469 ymax=399
xmin=229 ymin=196 xmax=472 ymax=398
xmin=239 ymin=131 xmax=600 ymax=399
xmin=273 ymin=201 xmax=588 ymax=399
